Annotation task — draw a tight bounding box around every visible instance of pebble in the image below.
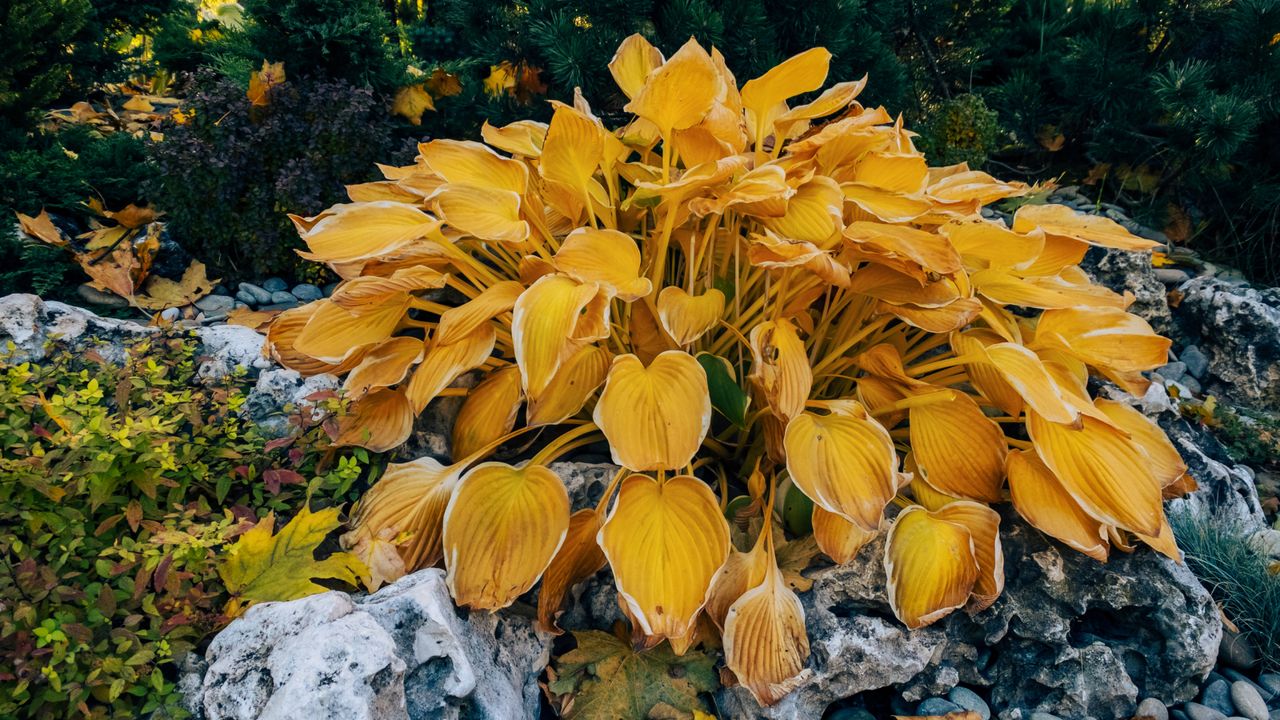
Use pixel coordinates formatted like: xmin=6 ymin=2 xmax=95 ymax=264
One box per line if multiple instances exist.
xmin=262 ymin=277 xmax=288 ymax=293
xmin=1173 ymin=711 xmax=1191 ymax=720
xmin=233 ymin=301 xmax=250 ymax=310
xmin=259 ymin=301 xmax=300 ymax=311
xmin=1158 ymin=361 xmax=1188 ymax=383
xmin=1180 ymin=375 xmax=1203 ymax=394
xmin=1181 ymin=345 xmax=1210 ymax=379
xmin=916 ymin=697 xmax=963 ymax=715
xmin=238 ymin=282 xmax=273 ymax=305
xmin=195 ymin=294 xmax=236 ymax=313
xmin=212 ymin=284 xmax=229 ymax=296
xmin=76 ymin=284 xmax=129 ymax=308
xmin=1220 ymin=627 xmax=1261 ymax=670
xmin=1222 ymin=669 xmax=1276 ymax=702
xmin=1185 ymin=702 xmax=1230 ymax=720
xmin=1257 ymin=674 xmax=1280 ymax=698
xmin=981 ymin=207 xmax=995 ymax=218
xmin=1203 ymin=679 xmax=1235 ymax=716
xmin=1155 ymin=268 xmax=1192 ymax=285
xmin=1231 ymin=682 xmax=1269 ymax=720
xmin=323 ymin=281 xmax=339 ymax=296
xmin=1270 ymin=711 xmax=1280 ymax=720
xmin=292 ymin=283 xmax=324 ymax=301
xmin=1028 ymin=713 xmax=1065 ymax=720
xmin=828 ymin=710 xmax=875 ymax=720
xmin=234 ymin=290 xmax=258 ymax=306
xmin=159 ymin=307 xmax=182 ymax=322
xmin=948 ymin=686 xmax=990 ymax=719
xmin=269 ymin=290 xmax=296 ymax=304
xmin=1137 ymin=698 xmax=1170 ymax=720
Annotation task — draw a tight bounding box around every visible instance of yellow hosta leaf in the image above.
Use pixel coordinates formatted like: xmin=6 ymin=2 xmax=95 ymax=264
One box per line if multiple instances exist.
xmin=292 ymin=201 xmax=442 ymax=263
xmin=979 ymin=342 xmax=1079 ymax=424
xmin=761 ymin=176 xmax=843 ymax=247
xmin=610 ymin=33 xmax=664 ymax=100
xmin=541 ymin=104 xmax=605 ymax=219
xmin=392 ymin=84 xmax=435 ymax=125
xmin=435 ymin=280 xmax=523 ymax=345
xmin=406 ymin=323 xmax=496 ymax=413
xmin=1026 ymin=410 xmax=1163 ymax=537
xmin=854 ymin=152 xmax=928 ymax=194
xmin=334 ymin=387 xmax=415 ymax=452
xmin=552 ymin=228 xmax=652 ymax=301
xmin=481 ymin=119 xmax=548 ymax=158
xmin=656 ymin=287 xmax=725 ymax=345
xmin=346 ymin=180 xmax=426 ymax=204
xmin=349 ymin=457 xmax=462 ymax=570
xmin=783 ymin=404 xmax=898 ymax=531
xmin=705 ymin=542 xmax=771 ymax=630
xmin=343 ymin=336 xmax=425 ymax=398
xmin=723 ymin=560 xmax=811 ymax=706
xmin=748 ymin=318 xmax=812 ymax=423
xmin=1093 ymin=399 xmax=1189 ymax=490
xmin=513 ymin=274 xmax=602 ymax=396
xmin=928 ymin=170 xmax=1028 ymax=206
xmin=328 ymin=266 xmax=447 ymax=310
xmin=598 ymin=474 xmax=730 ymax=652
xmin=884 ymin=506 xmax=978 ymax=629
xmin=344 ymin=527 xmax=407 ymax=592
xmin=1013 ymin=202 xmax=1158 ymax=252
xmin=527 ymin=343 xmax=611 ymax=426
xmin=443 ymin=463 xmax=570 ymax=610
xmin=267 ymin=304 xmax=368 ymax=375
xmin=844 ymin=221 xmax=962 ymax=276
xmin=811 ymin=504 xmax=878 ymax=564
xmin=932 ymin=501 xmax=1003 ymax=610
xmin=625 ymin=38 xmax=720 ymax=136
xmin=421 ymin=139 xmax=527 ymax=193
xmin=970 ymin=268 xmax=1127 ymax=310
xmin=220 ymin=505 xmax=366 ymax=611
xmin=775 ymin=77 xmax=866 ymax=135
xmin=135 ymin=261 xmax=217 ymax=310
xmin=537 ymin=508 xmax=607 ymax=634
xmin=741 ymin=47 xmax=830 ymax=142
xmin=841 ymin=183 xmax=933 ymax=223
xmin=908 ymin=392 xmax=1006 ymax=503
xmin=593 ymin=352 xmax=711 ymax=471
xmin=452 ymin=366 xmax=523 ymax=459
xmin=940 ymin=219 xmax=1044 ymax=270
xmin=1034 ymin=306 xmax=1171 ymax=373
xmin=433 ymin=184 xmax=529 ymax=243
xmin=294 ymin=297 xmax=410 ymax=364
xmin=1006 ymin=449 xmax=1108 ymax=562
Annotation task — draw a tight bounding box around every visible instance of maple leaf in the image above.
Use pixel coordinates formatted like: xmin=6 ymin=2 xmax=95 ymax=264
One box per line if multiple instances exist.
xmin=135 ymin=260 xmax=218 ymax=310
xmin=392 ymin=84 xmax=435 ymax=125
xmin=484 ymin=62 xmax=517 ymax=98
xmin=547 ymin=629 xmax=719 ymax=720
xmin=248 ymin=60 xmax=286 ymax=107
xmin=218 ymin=504 xmax=368 ymax=615
xmin=425 ymin=67 xmax=463 ymax=98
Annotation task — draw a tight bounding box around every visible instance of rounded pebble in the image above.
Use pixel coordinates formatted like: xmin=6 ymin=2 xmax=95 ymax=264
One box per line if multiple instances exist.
xmin=262 ymin=277 xmax=288 ymax=292
xmin=159 ymin=307 xmax=181 ymax=322
xmin=237 ymin=282 xmax=273 ymax=305
xmin=1219 ymin=628 xmax=1261 ymax=670
xmin=1137 ymin=698 xmax=1169 ymax=720
xmin=269 ymin=290 xmax=297 ymax=304
xmin=323 ymin=282 xmax=339 ymax=296
xmin=1185 ymin=701 xmax=1230 ymax=720
xmin=1231 ymin=681 xmax=1269 ymax=720
xmin=292 ymin=283 xmax=324 ymax=301
xmin=1258 ymin=673 xmax=1280 ymax=697
xmin=947 ymin=687 xmax=990 ymax=720
xmin=1203 ymin=679 xmax=1235 ymax=716
xmin=1028 ymin=713 xmax=1065 ymax=720
xmin=916 ymin=698 xmax=962 ymax=715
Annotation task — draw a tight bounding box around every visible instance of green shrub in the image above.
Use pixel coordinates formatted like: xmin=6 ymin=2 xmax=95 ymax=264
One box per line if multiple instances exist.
xmin=148 ymin=71 xmax=401 ymax=281
xmin=0 ymin=335 xmax=372 ymax=719
xmin=914 ymin=93 xmax=1002 ymax=168
xmin=0 ymin=0 xmax=91 ymax=137
xmin=0 ymin=126 xmax=151 ymax=299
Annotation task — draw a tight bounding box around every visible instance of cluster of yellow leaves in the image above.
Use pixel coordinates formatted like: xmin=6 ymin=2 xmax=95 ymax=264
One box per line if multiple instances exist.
xmin=267 ymin=35 xmax=1192 ymax=708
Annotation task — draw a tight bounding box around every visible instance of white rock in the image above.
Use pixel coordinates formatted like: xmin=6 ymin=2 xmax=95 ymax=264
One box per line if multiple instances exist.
xmin=193 ymin=324 xmax=273 ymax=380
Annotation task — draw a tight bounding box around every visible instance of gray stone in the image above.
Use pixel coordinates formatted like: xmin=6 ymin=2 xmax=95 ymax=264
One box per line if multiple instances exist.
xmin=917 ymin=697 xmax=963 ymax=715
xmin=1159 ymin=361 xmax=1189 ymax=382
xmin=270 ymin=290 xmax=296 ymax=305
xmin=244 ymin=368 xmax=339 ymax=436
xmin=195 ymin=294 xmax=236 ymax=314
xmin=1219 ymin=628 xmax=1262 ymax=671
xmin=392 ymin=373 xmax=481 ymax=462
xmin=1137 ymin=697 xmax=1170 ymax=720
xmin=714 ymin=513 xmax=1219 ymax=720
xmin=1221 ymin=670 xmax=1274 ymax=702
xmin=1173 ymin=711 xmax=1192 ymax=720
xmin=262 ymin=277 xmax=288 ymax=293
xmin=1156 ymin=268 xmax=1193 ymax=285
xmin=1182 ymin=345 xmax=1210 ymax=379
xmin=259 ymin=301 xmax=300 ymax=311
xmin=1029 ymin=714 xmax=1065 ymax=720
xmin=1080 ymin=247 xmax=1173 ymax=333
xmin=193 ymin=324 xmax=273 ymax=380
xmin=1202 ymin=679 xmax=1234 ymax=716
xmin=323 ymin=282 xmax=338 ymax=296
xmin=0 ymin=293 xmax=155 ymax=363
xmin=75 ymin=283 xmax=129 ymax=307
xmin=238 ymin=282 xmax=273 ymax=305
xmin=827 ymin=710 xmax=875 ymax=720
xmin=235 ymin=290 xmax=258 ymax=306
xmin=291 ymin=283 xmax=324 ymax=302
xmin=1232 ymin=681 xmax=1270 ymax=720
xmin=948 ymin=686 xmax=991 ymax=719
xmin=1257 ymin=674 xmax=1280 ymax=698
xmin=182 ymin=570 xmax=550 ymax=720
xmin=1185 ymin=702 xmax=1230 ymax=720
xmin=160 ymin=307 xmax=182 ymax=322
xmin=1178 ymin=278 xmax=1280 ymax=411
xmin=1179 ymin=375 xmax=1203 ymax=395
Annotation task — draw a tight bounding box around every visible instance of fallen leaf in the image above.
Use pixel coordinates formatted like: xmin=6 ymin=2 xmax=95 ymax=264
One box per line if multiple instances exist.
xmin=16 ymin=210 xmax=69 ymax=247
xmin=547 ymin=629 xmax=719 ymax=719
xmin=135 ymin=261 xmax=218 ymax=310
xmin=1036 ymin=125 xmax=1065 ymax=152
xmin=123 ymin=96 xmax=154 ymax=113
xmin=392 ymin=84 xmax=435 ymax=125
xmin=227 ymin=307 xmax=280 ymax=330
xmin=248 ymin=60 xmax=287 ymax=107
xmin=425 ymin=67 xmax=463 ymax=97
xmin=218 ymin=504 xmax=367 ymax=614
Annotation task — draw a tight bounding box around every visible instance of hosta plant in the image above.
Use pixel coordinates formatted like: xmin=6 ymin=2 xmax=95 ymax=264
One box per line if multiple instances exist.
xmin=267 ymin=35 xmax=1194 ymax=706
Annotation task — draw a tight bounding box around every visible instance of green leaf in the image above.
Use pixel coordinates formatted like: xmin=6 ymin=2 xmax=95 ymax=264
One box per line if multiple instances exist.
xmin=550 ymin=630 xmax=719 ymax=720
xmin=695 ymin=352 xmax=750 ymax=428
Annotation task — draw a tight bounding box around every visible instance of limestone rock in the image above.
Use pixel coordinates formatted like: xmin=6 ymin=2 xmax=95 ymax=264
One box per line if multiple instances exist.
xmin=1080 ymin=247 xmax=1173 ymax=334
xmin=1177 ymin=278 xmax=1280 ymax=411
xmin=0 ymin=293 xmax=155 ymax=362
xmin=182 ymin=570 xmax=550 ymax=720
